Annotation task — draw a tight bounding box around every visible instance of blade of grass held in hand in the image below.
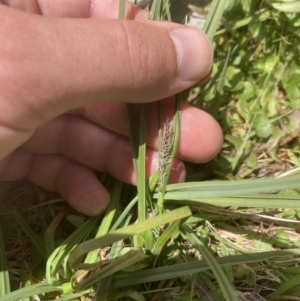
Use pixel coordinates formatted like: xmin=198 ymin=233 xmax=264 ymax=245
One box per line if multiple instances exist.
xmin=150 ymin=0 xmax=163 ymax=21
xmin=203 ymin=0 xmax=228 ymax=41
xmin=118 ymin=0 xmax=126 ymax=19
xmin=136 ymin=104 xmax=154 ymax=249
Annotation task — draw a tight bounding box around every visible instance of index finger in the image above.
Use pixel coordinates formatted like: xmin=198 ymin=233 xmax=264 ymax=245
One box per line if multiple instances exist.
xmin=75 ymin=99 xmax=223 ymax=163
xmin=8 ymin=0 xmax=147 ymax=19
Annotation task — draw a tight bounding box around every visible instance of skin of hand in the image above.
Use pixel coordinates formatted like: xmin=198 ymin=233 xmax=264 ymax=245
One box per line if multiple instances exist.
xmin=0 ymin=0 xmax=223 ymax=215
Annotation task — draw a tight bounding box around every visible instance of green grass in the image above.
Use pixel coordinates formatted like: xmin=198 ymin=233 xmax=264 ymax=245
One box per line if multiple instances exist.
xmin=1 ymin=0 xmax=300 ymax=300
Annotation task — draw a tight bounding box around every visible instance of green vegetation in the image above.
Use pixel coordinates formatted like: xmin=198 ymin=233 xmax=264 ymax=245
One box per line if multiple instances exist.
xmin=1 ymin=0 xmax=300 ymax=300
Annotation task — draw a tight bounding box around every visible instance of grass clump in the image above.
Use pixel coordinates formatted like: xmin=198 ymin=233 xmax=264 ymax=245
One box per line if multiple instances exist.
xmin=2 ymin=0 xmax=300 ymax=301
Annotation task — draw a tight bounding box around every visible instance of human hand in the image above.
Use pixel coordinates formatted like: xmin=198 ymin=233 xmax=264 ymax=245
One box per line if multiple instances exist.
xmin=0 ymin=0 xmax=223 ymax=215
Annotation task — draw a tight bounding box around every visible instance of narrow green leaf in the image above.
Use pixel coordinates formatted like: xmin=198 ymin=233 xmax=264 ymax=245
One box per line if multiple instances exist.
xmin=152 ymin=219 xmax=181 ymax=255
xmin=272 ymin=1 xmax=300 ymax=12
xmin=73 ymin=247 xmax=148 ymax=290
xmin=112 ymin=249 xmax=300 ymax=287
xmin=137 ymin=104 xmax=148 ymax=213
xmin=126 ymin=103 xmax=139 ymax=179
xmin=84 ymin=180 xmax=122 ymax=264
xmin=110 ymin=173 xmax=159 ymax=232
xmin=13 ymin=213 xmax=47 ymax=259
xmin=94 ymin=275 xmax=112 ymax=301
xmin=182 ymin=224 xmax=238 ymax=301
xmin=112 ymin=289 xmax=146 ymax=301
xmin=46 ymin=217 xmax=99 ymax=283
xmin=163 ymin=0 xmax=172 ymax=21
xmin=136 ymin=104 xmax=153 ymax=249
xmin=69 ymin=206 xmax=192 ymax=269
xmin=269 ymin=273 xmax=300 ymax=296
xmin=155 ymin=175 xmax=300 ymax=200
xmin=150 ymin=0 xmax=162 ymax=21
xmin=110 ymin=196 xmax=137 ymax=231
xmin=44 ymin=210 xmax=65 ymax=258
xmin=0 ymin=228 xmax=10 ymax=296
xmin=167 ymin=194 xmax=300 ymax=209
xmin=118 ymin=0 xmax=126 ymax=19
xmin=0 ymin=282 xmax=62 ymax=301
xmin=203 ymin=0 xmax=228 ymax=41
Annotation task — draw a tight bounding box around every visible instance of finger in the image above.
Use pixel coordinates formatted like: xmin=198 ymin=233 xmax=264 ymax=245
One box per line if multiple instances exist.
xmin=21 ymin=115 xmax=186 ymax=184
xmin=74 ymin=100 xmax=223 ymax=162
xmin=0 ymin=5 xmax=213 ymax=129
xmin=4 ymin=0 xmax=149 ymax=19
xmin=1 ymin=6 xmax=213 ymax=125
xmin=147 ymin=101 xmax=223 ymax=163
xmin=0 ymin=149 xmax=110 ymax=215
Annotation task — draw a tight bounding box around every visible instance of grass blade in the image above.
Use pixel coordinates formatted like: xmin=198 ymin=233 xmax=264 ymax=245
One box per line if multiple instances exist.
xmin=152 ymin=219 xmax=181 ymax=255
xmin=94 ymin=275 xmax=112 ymax=301
xmin=44 ymin=210 xmax=66 ymax=258
xmin=111 ymin=290 xmax=146 ymax=301
xmin=126 ymin=104 xmax=139 ymax=179
xmin=203 ymin=0 xmax=228 ymax=41
xmin=69 ymin=206 xmax=192 ymax=269
xmin=269 ymin=273 xmax=300 ymax=296
xmin=272 ymin=1 xmax=300 ymax=12
xmin=182 ymin=224 xmax=238 ymax=301
xmin=167 ymin=194 xmax=300 ymax=208
xmin=13 ymin=213 xmax=47 ymax=260
xmin=46 ymin=217 xmax=99 ymax=283
xmin=111 ymin=196 xmax=137 ymax=231
xmin=73 ymin=247 xmax=148 ymax=290
xmin=155 ymin=175 xmax=300 ymax=200
xmin=136 ymin=104 xmax=153 ymax=249
xmin=150 ymin=0 xmax=163 ymax=21
xmin=0 ymin=282 xmax=62 ymax=301
xmin=84 ymin=180 xmax=122 ymax=264
xmin=118 ymin=0 xmax=126 ymax=19
xmin=0 ymin=228 xmax=10 ymax=296
xmin=112 ymin=249 xmax=300 ymax=287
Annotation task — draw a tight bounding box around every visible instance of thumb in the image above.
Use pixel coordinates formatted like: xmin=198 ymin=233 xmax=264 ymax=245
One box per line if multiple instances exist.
xmin=0 ymin=5 xmax=213 ymax=157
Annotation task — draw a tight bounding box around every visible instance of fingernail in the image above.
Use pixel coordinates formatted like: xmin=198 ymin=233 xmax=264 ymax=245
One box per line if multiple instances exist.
xmin=169 ymin=27 xmax=213 ymax=81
